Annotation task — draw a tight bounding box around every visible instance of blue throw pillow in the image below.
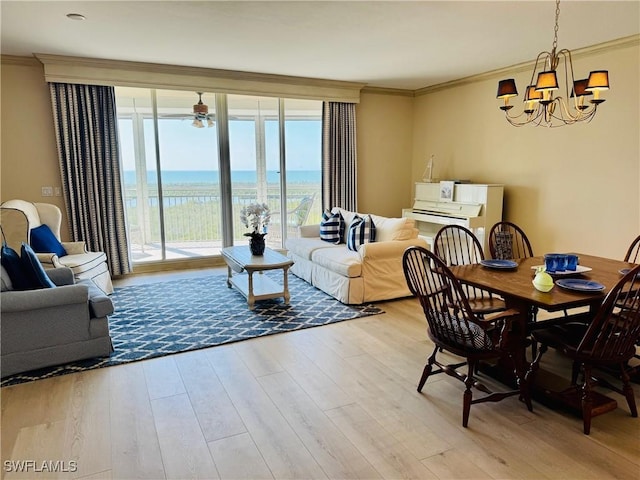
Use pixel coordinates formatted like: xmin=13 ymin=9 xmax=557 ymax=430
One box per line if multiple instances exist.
xmin=1 ymin=244 xmax=31 ymax=290
xmin=320 ymin=210 xmax=344 ymax=244
xmin=30 ymin=224 xmax=67 ymax=257
xmin=21 ymin=243 xmax=56 ymax=289
xmin=346 ymin=215 xmax=376 ymax=252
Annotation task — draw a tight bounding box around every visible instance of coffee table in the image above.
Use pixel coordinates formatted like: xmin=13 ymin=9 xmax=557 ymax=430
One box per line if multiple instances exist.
xmin=221 ymin=246 xmax=294 ymax=310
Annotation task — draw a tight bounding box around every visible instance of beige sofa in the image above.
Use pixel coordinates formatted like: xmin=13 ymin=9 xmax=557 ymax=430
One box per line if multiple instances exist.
xmin=285 ymin=208 xmax=427 ymax=304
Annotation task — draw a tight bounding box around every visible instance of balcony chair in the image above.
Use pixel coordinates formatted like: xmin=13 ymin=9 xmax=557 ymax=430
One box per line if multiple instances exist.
xmin=488 ymin=221 xmax=534 ymax=260
xmin=269 ymin=194 xmax=316 ymax=244
xmin=402 ymin=246 xmax=532 ymax=427
xmin=433 ymin=225 xmax=506 ymax=315
xmin=0 ymin=199 xmax=114 ymax=294
xmin=527 ymin=264 xmax=640 ymax=434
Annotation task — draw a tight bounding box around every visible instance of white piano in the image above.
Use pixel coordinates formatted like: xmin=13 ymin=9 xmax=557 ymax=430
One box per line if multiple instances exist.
xmin=402 ymin=182 xmax=504 ymax=254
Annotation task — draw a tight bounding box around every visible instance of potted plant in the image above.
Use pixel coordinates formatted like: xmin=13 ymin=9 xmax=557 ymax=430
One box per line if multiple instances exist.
xmin=240 ymin=202 xmax=271 ymax=255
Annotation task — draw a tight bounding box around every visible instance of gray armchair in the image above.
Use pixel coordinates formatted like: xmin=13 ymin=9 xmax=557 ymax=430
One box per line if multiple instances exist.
xmin=1 ymin=267 xmax=114 ymax=378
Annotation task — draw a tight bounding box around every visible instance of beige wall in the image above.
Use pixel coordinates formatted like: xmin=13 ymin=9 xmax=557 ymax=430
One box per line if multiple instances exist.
xmin=2 ymin=44 xmax=638 ymax=259
xmin=356 ymin=91 xmax=414 ymax=217
xmin=412 ymin=42 xmax=640 ymax=259
xmin=1 ymin=58 xmax=69 ymax=239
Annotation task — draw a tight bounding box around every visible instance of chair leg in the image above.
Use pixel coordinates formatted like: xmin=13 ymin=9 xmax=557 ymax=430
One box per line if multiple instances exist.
xmin=417 ymin=346 xmax=438 ymax=393
xmin=620 ymin=363 xmax=638 ymax=418
xmin=462 ymin=359 xmax=475 ymax=428
xmin=581 ymin=365 xmax=594 ymax=435
xmin=571 ymin=361 xmax=581 ymax=385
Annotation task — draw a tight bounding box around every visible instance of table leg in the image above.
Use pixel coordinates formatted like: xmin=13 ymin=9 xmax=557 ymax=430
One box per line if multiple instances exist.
xmin=247 ymin=271 xmax=255 ymax=310
xmin=283 ymin=266 xmax=290 ymax=305
xmin=226 ymin=265 xmax=232 ymax=288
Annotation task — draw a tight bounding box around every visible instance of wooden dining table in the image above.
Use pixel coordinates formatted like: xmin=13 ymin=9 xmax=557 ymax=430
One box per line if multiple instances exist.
xmin=449 ymin=253 xmax=636 ymax=414
xmin=449 ymin=253 xmax=634 ymax=316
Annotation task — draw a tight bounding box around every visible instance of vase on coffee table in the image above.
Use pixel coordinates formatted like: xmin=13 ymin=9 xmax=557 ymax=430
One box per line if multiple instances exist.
xmin=247 ymin=232 xmax=266 ymax=256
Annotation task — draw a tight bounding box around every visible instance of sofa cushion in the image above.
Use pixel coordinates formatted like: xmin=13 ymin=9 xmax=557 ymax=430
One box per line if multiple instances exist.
xmin=30 ymin=224 xmax=68 ymax=257
xmin=57 ymin=251 xmax=108 ymax=274
xmin=21 ymin=243 xmax=57 ymax=289
xmin=286 ymin=237 xmax=341 ymax=261
xmin=311 ymin=246 xmax=362 ymax=278
xmin=1 ymin=244 xmax=31 ymax=290
xmin=347 ymin=215 xmax=376 ymax=252
xmin=333 ymin=208 xmax=417 ymax=242
xmin=320 ymin=210 xmax=344 ymax=244
xmin=369 ymin=215 xmax=417 ymax=241
xmin=332 ymin=207 xmax=357 ymax=228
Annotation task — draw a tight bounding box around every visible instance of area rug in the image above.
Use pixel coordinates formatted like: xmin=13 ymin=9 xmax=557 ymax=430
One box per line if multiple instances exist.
xmin=1 ymin=273 xmax=384 ymax=387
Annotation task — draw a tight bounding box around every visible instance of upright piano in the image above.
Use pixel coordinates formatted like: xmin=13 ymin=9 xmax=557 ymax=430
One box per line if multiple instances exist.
xmin=402 ymin=182 xmax=504 ymax=254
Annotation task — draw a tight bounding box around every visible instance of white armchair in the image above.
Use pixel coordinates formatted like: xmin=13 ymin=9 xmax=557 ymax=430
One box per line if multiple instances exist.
xmin=0 ymin=199 xmax=114 ymax=294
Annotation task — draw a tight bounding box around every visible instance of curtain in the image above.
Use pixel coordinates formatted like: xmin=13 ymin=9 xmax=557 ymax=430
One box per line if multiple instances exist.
xmin=321 ymin=102 xmax=358 ymax=212
xmin=49 ymin=83 xmax=131 ymax=276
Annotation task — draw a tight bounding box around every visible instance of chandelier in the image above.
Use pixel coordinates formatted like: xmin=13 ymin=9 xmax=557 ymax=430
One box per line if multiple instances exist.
xmin=191 ymin=92 xmax=215 ymax=128
xmin=496 ymin=0 xmax=609 ymax=127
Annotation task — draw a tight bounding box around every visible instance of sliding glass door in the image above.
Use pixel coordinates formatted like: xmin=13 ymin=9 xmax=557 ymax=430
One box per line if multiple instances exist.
xmin=116 ymin=87 xmax=321 ymax=265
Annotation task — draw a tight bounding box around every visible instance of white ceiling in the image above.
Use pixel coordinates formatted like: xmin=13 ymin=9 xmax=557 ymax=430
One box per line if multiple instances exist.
xmin=2 ymin=1 xmax=639 ymax=91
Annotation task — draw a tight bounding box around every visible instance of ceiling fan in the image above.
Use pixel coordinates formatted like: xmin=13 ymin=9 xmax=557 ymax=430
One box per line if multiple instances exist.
xmin=190 ymin=92 xmax=215 ymax=128
xmin=160 ymin=92 xmax=215 ymax=128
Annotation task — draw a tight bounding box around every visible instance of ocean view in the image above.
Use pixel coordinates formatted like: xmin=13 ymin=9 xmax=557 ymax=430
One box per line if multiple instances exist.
xmin=123 ymin=170 xmax=321 ymax=185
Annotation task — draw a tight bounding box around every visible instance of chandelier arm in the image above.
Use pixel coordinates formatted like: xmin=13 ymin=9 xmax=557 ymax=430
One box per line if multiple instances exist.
xmin=531 ymin=51 xmax=553 ymax=86
xmin=496 ymin=0 xmax=608 ymax=128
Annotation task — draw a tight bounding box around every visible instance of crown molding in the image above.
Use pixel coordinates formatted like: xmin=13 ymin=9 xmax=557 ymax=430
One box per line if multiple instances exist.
xmin=34 ymin=54 xmax=365 ymax=103
xmin=1 ymin=55 xmax=41 ymax=67
xmin=361 ymin=86 xmax=414 ymax=97
xmin=415 ymin=34 xmax=640 ymax=97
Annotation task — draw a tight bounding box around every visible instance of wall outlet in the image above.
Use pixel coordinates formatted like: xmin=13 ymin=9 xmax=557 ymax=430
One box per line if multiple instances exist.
xmin=54 ymin=187 xmax=61 ymax=196
xmin=41 ymin=186 xmax=53 ymax=197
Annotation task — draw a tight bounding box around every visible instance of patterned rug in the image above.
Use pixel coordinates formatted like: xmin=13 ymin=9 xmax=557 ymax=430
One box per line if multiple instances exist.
xmin=1 ymin=273 xmax=384 ymax=387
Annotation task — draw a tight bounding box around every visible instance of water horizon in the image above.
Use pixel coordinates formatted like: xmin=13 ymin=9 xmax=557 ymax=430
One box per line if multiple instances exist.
xmin=123 ymin=170 xmax=321 ymax=185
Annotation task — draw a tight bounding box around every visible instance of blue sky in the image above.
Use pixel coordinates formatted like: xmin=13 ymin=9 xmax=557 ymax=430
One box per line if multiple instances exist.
xmin=118 ymin=118 xmax=321 ymax=171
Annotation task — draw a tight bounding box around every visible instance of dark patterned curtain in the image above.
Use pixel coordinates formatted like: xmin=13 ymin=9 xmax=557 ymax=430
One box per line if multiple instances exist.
xmin=321 ymin=102 xmax=357 ymax=211
xmin=49 ymin=83 xmax=131 ymax=276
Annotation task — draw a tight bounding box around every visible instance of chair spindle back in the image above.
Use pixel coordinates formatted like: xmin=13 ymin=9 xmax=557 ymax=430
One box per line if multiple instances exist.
xmin=577 ymin=265 xmax=640 ymax=362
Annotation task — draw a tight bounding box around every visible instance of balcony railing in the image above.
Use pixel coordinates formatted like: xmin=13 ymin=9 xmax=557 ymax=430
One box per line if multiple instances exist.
xmin=124 ymin=183 xmax=321 ymax=262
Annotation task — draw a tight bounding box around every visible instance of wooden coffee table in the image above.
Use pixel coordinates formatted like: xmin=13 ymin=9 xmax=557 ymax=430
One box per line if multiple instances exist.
xmin=221 ymin=246 xmax=294 ymax=310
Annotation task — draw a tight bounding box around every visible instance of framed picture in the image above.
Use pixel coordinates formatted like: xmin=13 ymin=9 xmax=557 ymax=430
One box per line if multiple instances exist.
xmin=439 ymin=181 xmax=455 ymax=202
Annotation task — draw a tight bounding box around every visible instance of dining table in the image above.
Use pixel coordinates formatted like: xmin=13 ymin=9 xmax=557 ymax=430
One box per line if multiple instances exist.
xmin=449 ymin=253 xmax=636 ymax=414
xmin=449 ymin=253 xmax=634 ymax=316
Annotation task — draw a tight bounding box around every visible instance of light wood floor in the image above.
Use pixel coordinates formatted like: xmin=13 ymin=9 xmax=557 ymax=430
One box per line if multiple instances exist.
xmin=2 ymin=268 xmax=639 ymax=480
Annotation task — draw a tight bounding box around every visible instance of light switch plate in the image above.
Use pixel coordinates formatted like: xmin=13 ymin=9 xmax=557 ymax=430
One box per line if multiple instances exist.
xmin=41 ymin=186 xmax=53 ymax=197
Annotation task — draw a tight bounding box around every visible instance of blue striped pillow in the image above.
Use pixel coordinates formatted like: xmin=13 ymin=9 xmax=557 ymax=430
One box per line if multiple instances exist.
xmin=320 ymin=210 xmax=344 ymax=244
xmin=347 ymin=215 xmax=376 ymax=251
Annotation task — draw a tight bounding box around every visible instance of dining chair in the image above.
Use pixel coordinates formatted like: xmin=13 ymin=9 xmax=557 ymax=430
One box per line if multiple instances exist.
xmin=624 ymin=234 xmax=640 ymax=263
xmin=623 ymin=234 xmax=640 ymax=365
xmin=488 ymin=221 xmax=534 ymax=260
xmin=488 ymin=221 xmax=546 ymax=350
xmin=402 ymin=246 xmax=532 ymax=427
xmin=527 ymin=264 xmax=640 ymax=434
xmin=433 ymin=225 xmax=506 ymax=315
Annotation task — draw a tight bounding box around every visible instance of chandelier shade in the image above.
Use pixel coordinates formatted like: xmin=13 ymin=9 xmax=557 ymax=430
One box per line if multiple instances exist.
xmin=496 ymin=0 xmax=610 ymax=127
xmin=497 ymin=79 xmax=518 ymax=98
xmin=535 ymin=71 xmax=559 ymax=92
xmin=586 ymin=70 xmax=610 ymax=91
